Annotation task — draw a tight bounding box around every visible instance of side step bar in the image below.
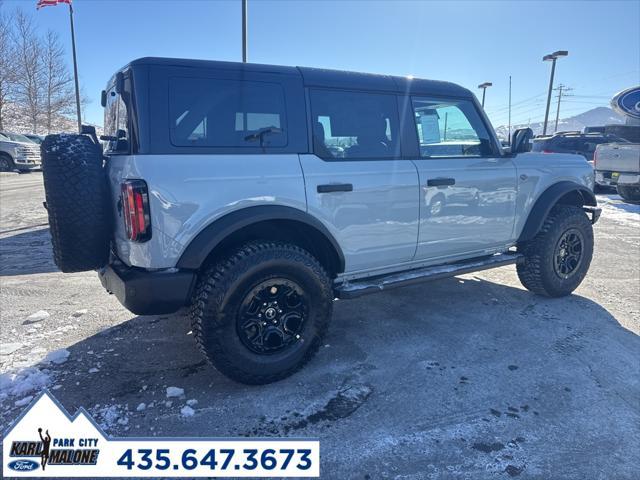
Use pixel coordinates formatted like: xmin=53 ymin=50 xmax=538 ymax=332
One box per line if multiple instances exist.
xmin=335 ymin=253 xmax=524 ymax=299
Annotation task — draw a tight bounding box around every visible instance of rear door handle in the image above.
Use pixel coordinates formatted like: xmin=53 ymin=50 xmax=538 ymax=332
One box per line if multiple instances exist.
xmin=317 ymin=183 xmax=353 ymax=193
xmin=427 ymin=178 xmax=455 ymax=187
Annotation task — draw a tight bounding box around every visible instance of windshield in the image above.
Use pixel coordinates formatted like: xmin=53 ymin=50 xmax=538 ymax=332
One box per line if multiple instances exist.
xmin=1 ymin=132 xmax=34 ymax=143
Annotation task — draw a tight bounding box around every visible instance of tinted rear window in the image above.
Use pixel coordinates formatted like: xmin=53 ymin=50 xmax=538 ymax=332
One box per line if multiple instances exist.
xmin=169 ymin=77 xmax=287 ymax=148
xmin=309 ymin=89 xmax=400 ymax=159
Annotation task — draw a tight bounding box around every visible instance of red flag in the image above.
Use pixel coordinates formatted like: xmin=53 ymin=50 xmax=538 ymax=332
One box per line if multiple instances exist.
xmin=36 ymin=0 xmax=71 ymax=9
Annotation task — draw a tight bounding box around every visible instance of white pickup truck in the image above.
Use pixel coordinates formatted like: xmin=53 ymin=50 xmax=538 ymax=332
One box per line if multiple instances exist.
xmin=595 ymin=142 xmax=640 ymax=204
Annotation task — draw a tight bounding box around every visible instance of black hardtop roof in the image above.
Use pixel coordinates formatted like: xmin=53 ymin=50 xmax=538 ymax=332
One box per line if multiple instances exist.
xmin=121 ymin=57 xmax=474 ymax=98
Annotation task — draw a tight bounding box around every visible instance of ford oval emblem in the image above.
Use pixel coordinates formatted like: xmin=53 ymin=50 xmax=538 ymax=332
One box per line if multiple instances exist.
xmin=611 ymin=86 xmax=640 ymax=119
xmin=8 ymin=459 xmax=39 ymax=471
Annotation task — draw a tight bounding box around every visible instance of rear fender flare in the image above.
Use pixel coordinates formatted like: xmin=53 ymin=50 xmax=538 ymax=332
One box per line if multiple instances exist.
xmin=176 ymin=205 xmax=345 ymax=272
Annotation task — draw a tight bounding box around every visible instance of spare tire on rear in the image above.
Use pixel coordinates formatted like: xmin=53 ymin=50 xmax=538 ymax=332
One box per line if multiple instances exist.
xmin=41 ymin=134 xmax=111 ymax=272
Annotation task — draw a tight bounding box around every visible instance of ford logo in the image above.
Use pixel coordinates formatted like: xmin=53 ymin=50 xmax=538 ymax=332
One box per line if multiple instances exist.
xmin=8 ymin=459 xmax=39 ymax=471
xmin=611 ymin=86 xmax=640 ymax=119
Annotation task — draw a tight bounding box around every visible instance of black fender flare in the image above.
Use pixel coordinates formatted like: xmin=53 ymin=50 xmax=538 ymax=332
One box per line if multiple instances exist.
xmin=518 ymin=181 xmax=597 ymax=243
xmin=176 ymin=205 xmax=345 ymax=272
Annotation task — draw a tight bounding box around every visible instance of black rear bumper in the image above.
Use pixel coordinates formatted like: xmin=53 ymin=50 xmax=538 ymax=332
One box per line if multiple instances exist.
xmin=98 ymin=262 xmax=195 ymax=315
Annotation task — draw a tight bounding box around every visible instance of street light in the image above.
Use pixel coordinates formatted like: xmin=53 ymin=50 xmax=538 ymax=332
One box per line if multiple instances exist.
xmin=542 ymin=50 xmax=568 ymax=135
xmin=478 ymin=82 xmax=492 ymax=108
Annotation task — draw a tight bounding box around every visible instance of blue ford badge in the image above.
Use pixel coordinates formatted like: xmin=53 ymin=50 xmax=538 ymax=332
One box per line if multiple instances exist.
xmin=8 ymin=459 xmax=39 ymax=471
xmin=611 ymin=86 xmax=640 ymax=119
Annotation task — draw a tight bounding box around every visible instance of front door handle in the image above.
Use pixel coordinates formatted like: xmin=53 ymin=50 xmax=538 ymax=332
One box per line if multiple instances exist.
xmin=317 ymin=183 xmax=353 ymax=193
xmin=427 ymin=177 xmax=455 ymax=187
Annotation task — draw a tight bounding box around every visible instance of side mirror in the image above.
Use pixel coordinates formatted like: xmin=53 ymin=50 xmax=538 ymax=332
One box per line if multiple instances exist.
xmin=100 ymin=90 xmax=107 ymax=108
xmin=511 ymin=128 xmax=534 ymax=154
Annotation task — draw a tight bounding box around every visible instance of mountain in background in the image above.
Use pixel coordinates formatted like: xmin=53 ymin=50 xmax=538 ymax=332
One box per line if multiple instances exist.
xmin=494 ymin=106 xmax=625 ymax=139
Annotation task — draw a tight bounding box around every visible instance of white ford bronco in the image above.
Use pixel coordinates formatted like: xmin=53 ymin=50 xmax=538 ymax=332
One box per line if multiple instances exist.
xmin=41 ymin=58 xmax=601 ymax=384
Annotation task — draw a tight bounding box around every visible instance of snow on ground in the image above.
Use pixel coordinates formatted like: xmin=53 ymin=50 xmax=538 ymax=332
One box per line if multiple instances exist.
xmin=166 ymin=386 xmax=185 ymax=398
xmin=597 ymin=194 xmax=640 ymax=226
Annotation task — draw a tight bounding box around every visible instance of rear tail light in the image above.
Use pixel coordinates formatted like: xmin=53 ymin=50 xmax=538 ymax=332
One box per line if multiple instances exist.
xmin=542 ymin=149 xmax=553 ymax=154
xmin=593 ymin=149 xmax=598 ymax=167
xmin=121 ymin=179 xmax=151 ymax=242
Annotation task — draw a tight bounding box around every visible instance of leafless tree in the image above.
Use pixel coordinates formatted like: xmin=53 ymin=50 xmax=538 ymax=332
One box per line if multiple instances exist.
xmin=0 ymin=2 xmax=17 ymax=131
xmin=13 ymin=9 xmax=43 ymax=133
xmin=42 ymin=30 xmax=75 ymax=133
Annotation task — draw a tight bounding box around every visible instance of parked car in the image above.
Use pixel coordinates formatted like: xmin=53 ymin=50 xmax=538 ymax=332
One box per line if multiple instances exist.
xmin=532 ymin=131 xmax=629 ymax=165
xmin=0 ymin=131 xmax=42 ymax=172
xmin=24 ymin=134 xmax=44 ymax=144
xmin=40 ymin=57 xmax=600 ymax=384
xmin=594 ymin=142 xmax=640 ymax=203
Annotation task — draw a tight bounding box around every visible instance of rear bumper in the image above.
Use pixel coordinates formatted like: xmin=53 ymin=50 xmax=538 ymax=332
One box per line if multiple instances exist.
xmin=98 ymin=262 xmax=195 ymax=315
xmin=595 ymin=171 xmax=640 ymax=187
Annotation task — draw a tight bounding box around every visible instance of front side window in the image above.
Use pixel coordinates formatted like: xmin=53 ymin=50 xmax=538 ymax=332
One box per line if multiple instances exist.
xmin=412 ymin=97 xmax=494 ymax=158
xmin=169 ymin=77 xmax=287 ymax=148
xmin=310 ymin=89 xmax=400 ymax=159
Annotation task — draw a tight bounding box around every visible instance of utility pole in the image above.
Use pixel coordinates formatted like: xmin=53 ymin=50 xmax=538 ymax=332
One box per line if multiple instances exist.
xmin=553 ymin=84 xmax=573 ymax=133
xmin=508 ymin=75 xmax=512 ymax=144
xmin=542 ymin=50 xmax=568 ymax=135
xmin=242 ymin=0 xmax=248 ymax=62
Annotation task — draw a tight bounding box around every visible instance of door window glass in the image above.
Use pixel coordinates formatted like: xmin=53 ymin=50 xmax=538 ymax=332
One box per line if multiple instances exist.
xmin=310 ymin=89 xmax=400 ymax=159
xmin=412 ymin=97 xmax=494 ymax=158
xmin=169 ymin=77 xmax=287 ymax=148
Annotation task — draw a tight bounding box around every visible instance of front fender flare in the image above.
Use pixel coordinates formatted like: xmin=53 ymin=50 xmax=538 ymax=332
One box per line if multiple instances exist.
xmin=176 ymin=205 xmax=345 ymax=272
xmin=518 ymin=181 xmax=597 ymax=243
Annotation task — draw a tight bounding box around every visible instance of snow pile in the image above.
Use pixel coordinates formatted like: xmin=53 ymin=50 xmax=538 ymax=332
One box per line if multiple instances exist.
xmin=166 ymin=386 xmax=184 ymax=398
xmin=42 ymin=349 xmax=70 ymax=365
xmin=94 ymin=404 xmax=130 ymax=431
xmin=24 ymin=310 xmax=50 ymax=324
xmin=180 ymin=405 xmax=195 ymax=417
xmin=0 ymin=367 xmax=51 ymax=400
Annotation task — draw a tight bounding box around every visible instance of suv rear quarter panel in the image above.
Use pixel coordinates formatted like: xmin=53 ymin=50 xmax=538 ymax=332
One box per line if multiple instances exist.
xmin=512 ymin=152 xmax=594 ymax=238
xmin=107 ymin=154 xmax=307 ymax=269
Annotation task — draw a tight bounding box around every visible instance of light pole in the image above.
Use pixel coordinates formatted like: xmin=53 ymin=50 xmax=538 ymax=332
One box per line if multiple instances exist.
xmin=542 ymin=50 xmax=568 ymax=135
xmin=242 ymin=0 xmax=248 ymax=62
xmin=478 ymin=82 xmax=492 ymax=108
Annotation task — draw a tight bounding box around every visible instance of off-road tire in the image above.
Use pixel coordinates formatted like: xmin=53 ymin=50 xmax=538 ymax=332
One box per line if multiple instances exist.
xmin=617 ymin=185 xmax=640 ymax=204
xmin=190 ymin=241 xmax=333 ymax=384
xmin=41 ymin=134 xmax=110 ymax=272
xmin=0 ymin=153 xmax=14 ymax=172
xmin=517 ymin=205 xmax=593 ymax=297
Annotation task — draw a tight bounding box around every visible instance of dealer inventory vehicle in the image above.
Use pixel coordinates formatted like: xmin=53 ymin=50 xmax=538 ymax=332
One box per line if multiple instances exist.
xmin=594 ymin=142 xmax=640 ymax=203
xmin=531 ymin=131 xmax=629 ymax=165
xmin=0 ymin=131 xmax=42 ymax=172
xmin=41 ymin=58 xmax=600 ymax=384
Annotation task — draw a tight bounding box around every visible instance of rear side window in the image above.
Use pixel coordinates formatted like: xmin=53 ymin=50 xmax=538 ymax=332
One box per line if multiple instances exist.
xmin=103 ymin=88 xmax=128 ymax=153
xmin=412 ymin=97 xmax=494 ymax=158
xmin=169 ymin=77 xmax=287 ymax=148
xmin=310 ymin=89 xmax=400 ymax=159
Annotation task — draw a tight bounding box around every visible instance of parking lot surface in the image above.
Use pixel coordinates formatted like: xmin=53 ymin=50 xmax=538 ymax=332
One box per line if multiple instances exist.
xmin=1 ymin=172 xmax=639 ymax=479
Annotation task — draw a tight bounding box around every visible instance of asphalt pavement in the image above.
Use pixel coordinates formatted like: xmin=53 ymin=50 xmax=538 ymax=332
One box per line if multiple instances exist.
xmin=1 ymin=172 xmax=639 ymax=479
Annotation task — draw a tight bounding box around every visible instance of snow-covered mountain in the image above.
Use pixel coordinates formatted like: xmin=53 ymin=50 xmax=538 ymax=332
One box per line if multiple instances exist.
xmin=494 ymin=107 xmax=625 ymax=139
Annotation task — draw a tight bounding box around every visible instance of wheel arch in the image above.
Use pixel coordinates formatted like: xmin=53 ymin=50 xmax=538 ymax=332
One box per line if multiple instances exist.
xmin=518 ymin=181 xmax=596 ymax=243
xmin=176 ymin=205 xmax=345 ymax=276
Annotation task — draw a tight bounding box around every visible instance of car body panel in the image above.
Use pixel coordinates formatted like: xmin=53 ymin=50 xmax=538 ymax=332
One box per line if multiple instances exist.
xmin=299 ymin=154 xmax=419 ymax=273
xmin=106 ymin=153 xmax=308 ymax=269
xmin=594 ymin=143 xmax=640 ymax=186
xmin=512 ymin=152 xmax=595 ymax=238
xmin=412 ymin=156 xmax=517 ymax=261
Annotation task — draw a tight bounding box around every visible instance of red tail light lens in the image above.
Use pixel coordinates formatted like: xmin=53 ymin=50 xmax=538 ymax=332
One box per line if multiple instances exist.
xmin=121 ymin=180 xmax=151 ymax=242
xmin=542 ymin=149 xmax=553 ymax=154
